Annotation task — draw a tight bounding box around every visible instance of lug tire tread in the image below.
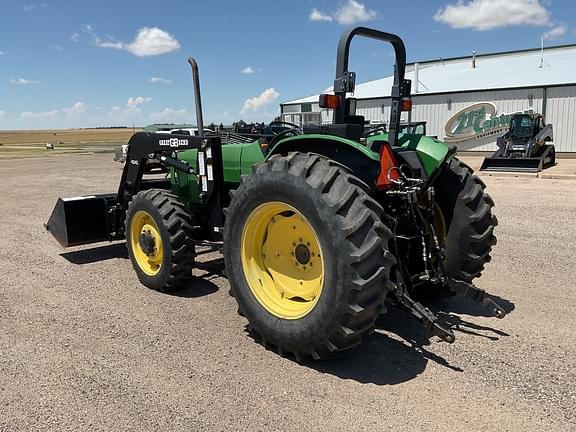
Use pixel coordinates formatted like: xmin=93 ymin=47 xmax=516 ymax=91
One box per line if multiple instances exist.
xmin=126 ymin=189 xmax=195 ymax=291
xmin=223 ymin=152 xmax=395 ymax=360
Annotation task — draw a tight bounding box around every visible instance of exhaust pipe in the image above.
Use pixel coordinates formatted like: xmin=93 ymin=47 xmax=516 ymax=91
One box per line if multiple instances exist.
xmin=187 ymin=57 xmax=204 ymax=136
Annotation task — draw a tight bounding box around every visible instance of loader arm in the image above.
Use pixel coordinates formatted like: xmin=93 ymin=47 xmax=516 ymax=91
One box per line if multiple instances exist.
xmin=527 ymin=124 xmax=553 ymax=156
xmin=46 ymin=132 xmax=225 ymax=247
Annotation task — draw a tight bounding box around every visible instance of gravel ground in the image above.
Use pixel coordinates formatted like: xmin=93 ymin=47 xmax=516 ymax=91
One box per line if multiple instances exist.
xmin=1 ymin=154 xmax=575 ymax=431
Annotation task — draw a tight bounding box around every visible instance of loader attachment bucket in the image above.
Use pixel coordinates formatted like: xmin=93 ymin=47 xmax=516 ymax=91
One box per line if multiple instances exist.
xmin=480 ymin=144 xmax=555 ymax=173
xmin=45 ymin=194 xmax=119 ymax=247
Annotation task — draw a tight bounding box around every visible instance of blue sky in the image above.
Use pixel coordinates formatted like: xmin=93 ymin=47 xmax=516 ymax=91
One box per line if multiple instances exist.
xmin=0 ymin=0 xmax=574 ymax=129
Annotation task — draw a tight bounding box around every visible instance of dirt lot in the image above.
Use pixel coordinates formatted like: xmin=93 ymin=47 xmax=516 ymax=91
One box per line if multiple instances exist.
xmin=1 ymin=154 xmax=575 ymax=431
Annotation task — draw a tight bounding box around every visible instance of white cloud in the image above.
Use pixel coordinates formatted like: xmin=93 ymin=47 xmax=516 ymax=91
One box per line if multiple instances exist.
xmin=0 ymin=110 xmax=6 ymax=118
xmin=310 ymin=1 xmax=376 ymax=25
xmin=5 ymin=100 xmax=155 ymax=129
xmin=127 ymin=27 xmax=180 ymax=56
xmin=19 ymin=102 xmax=85 ymax=121
xmin=106 ymin=97 xmax=151 ymax=119
xmin=334 ymin=0 xmax=377 ymax=25
xmin=50 ymin=44 xmax=64 ymax=51
xmin=126 ymin=28 xmax=181 ymax=56
xmin=61 ymin=102 xmax=86 ymax=115
xmin=434 ymin=0 xmax=552 ymax=31
xmin=543 ymin=25 xmax=566 ymax=40
xmin=127 ymin=96 xmax=152 ymax=109
xmin=149 ymin=77 xmax=172 ymax=84
xmin=71 ymin=33 xmax=81 ymax=42
xmin=108 ymin=106 xmax=123 ymax=115
xmin=149 ymin=108 xmax=192 ymax=122
xmin=95 ymin=40 xmax=124 ymax=50
xmin=85 ymin=26 xmax=180 ymax=56
xmin=10 ymin=78 xmax=40 ymax=85
xmin=23 ymin=3 xmax=47 ymax=12
xmin=0 ymin=51 xmax=5 ymax=55
xmin=309 ymin=8 xmax=333 ymax=22
xmin=241 ymin=88 xmax=280 ymax=114
xmin=241 ymin=66 xmax=255 ymax=74
xmin=20 ymin=109 xmax=59 ymax=119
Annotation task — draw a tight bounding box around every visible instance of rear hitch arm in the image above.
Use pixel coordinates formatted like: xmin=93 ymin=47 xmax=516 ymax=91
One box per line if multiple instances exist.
xmin=394 ymin=284 xmax=456 ymax=343
xmin=446 ymin=278 xmax=507 ymax=319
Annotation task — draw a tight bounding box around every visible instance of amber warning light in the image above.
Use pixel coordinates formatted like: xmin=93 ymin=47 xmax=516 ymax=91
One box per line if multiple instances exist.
xmin=319 ymin=94 xmax=340 ymax=109
xmin=401 ymin=98 xmax=412 ymax=111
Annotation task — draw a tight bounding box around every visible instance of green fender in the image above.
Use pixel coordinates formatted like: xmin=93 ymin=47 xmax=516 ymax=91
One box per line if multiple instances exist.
xmin=366 ymin=133 xmax=453 ymax=176
xmin=267 ymin=134 xmax=379 ymax=161
xmin=172 ymin=132 xmax=453 ymax=204
xmin=265 ymin=134 xmax=381 ymax=186
xmin=268 ymin=132 xmax=453 ymax=178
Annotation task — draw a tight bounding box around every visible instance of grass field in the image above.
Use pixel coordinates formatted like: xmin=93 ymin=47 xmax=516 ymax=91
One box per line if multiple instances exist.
xmin=0 ymin=128 xmax=141 ymax=158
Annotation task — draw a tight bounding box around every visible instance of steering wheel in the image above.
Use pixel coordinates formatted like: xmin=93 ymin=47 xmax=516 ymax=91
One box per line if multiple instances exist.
xmin=364 ymin=126 xmax=387 ymax=138
xmin=269 ymin=120 xmax=302 ymax=132
xmin=267 ymin=127 xmax=302 ymax=150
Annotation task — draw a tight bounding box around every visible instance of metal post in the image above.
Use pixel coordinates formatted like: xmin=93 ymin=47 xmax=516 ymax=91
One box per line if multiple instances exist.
xmin=542 ymin=87 xmax=548 ymax=119
xmin=414 ymin=63 xmax=419 ymax=94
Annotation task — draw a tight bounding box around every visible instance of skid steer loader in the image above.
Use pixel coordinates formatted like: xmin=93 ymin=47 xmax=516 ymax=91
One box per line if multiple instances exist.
xmin=480 ymin=113 xmax=555 ymax=172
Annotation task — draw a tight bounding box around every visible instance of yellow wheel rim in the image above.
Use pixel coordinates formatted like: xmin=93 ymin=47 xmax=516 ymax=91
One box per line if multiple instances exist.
xmin=130 ymin=210 xmax=164 ymax=276
xmin=241 ymin=202 xmax=324 ymax=320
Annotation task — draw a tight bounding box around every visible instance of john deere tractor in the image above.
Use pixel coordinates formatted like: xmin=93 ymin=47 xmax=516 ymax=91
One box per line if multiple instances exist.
xmin=47 ymin=27 xmax=502 ymax=360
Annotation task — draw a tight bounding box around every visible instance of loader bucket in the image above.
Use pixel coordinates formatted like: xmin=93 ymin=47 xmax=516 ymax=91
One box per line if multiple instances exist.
xmin=45 ymin=194 xmax=118 ymax=247
xmin=480 ymin=144 xmax=555 ymax=173
xmin=480 ymin=156 xmax=544 ymax=173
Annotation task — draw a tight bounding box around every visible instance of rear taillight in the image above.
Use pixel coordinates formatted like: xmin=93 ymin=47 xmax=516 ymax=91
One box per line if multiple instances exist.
xmin=319 ymin=94 xmax=341 ymax=109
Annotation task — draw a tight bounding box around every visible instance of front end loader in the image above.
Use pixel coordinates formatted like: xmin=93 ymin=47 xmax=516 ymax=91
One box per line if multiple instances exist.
xmin=47 ymin=27 xmax=503 ymax=360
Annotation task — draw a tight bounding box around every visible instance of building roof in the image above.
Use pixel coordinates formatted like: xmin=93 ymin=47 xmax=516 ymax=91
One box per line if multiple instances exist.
xmin=283 ymin=44 xmax=576 ymax=105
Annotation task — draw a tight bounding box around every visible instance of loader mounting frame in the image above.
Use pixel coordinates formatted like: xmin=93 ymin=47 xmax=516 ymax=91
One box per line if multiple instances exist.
xmin=46 ymin=132 xmax=225 ymax=247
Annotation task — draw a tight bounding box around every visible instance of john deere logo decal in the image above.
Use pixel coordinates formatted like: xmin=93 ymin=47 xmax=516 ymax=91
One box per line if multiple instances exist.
xmin=444 ymin=102 xmax=533 ymax=144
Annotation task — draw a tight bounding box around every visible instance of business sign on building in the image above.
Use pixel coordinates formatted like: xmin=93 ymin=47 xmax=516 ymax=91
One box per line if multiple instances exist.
xmin=444 ymin=102 xmax=533 ymax=144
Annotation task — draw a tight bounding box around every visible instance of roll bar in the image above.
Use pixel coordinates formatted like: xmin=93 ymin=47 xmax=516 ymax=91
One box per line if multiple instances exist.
xmin=334 ymin=27 xmax=411 ymax=147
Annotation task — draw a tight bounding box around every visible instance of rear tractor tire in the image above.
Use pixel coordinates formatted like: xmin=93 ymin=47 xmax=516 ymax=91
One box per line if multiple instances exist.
xmin=223 ymin=152 xmax=395 ymax=360
xmin=434 ymin=159 xmax=498 ymax=282
xmin=125 ymin=189 xmax=196 ymax=291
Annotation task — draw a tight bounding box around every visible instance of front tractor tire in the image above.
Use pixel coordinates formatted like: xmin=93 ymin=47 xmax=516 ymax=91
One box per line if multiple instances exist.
xmin=125 ymin=189 xmax=195 ymax=291
xmin=435 ymin=159 xmax=498 ymax=282
xmin=223 ymin=153 xmax=395 ymax=360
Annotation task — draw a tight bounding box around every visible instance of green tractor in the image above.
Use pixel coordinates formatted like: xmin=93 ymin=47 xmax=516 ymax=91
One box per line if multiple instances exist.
xmin=46 ymin=27 xmax=502 ymax=360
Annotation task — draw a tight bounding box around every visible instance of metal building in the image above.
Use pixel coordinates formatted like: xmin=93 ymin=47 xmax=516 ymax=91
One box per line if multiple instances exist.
xmin=280 ymin=44 xmax=576 ymax=153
